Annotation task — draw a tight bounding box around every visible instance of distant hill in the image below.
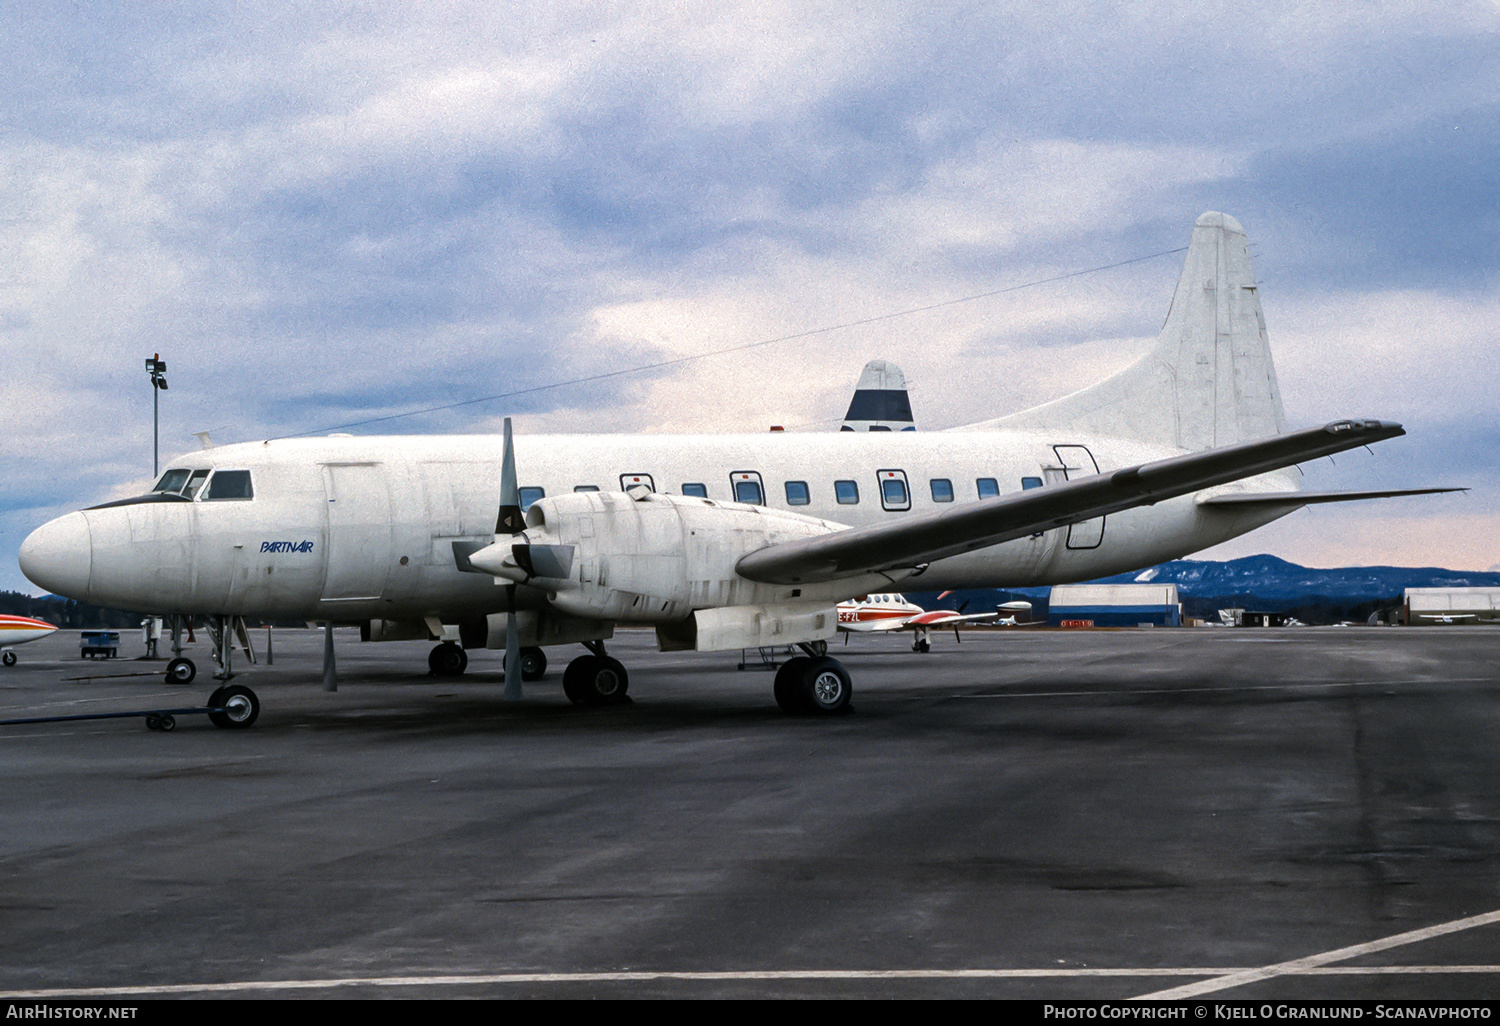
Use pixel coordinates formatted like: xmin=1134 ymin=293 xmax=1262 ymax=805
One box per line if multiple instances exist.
xmin=909 ymin=555 xmax=1500 ymax=626
xmin=1095 ymin=553 xmax=1500 ymax=601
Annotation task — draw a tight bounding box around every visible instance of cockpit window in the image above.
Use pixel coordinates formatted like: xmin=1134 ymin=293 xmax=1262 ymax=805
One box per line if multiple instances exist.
xmin=204 ymin=470 xmax=253 ymax=500
xmin=182 ymin=469 xmax=210 ymax=499
xmin=153 ymin=469 xmax=191 ymax=493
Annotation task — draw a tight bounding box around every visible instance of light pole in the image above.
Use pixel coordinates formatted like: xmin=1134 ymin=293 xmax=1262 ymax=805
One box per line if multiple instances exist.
xmin=145 ymin=354 xmax=168 ymax=477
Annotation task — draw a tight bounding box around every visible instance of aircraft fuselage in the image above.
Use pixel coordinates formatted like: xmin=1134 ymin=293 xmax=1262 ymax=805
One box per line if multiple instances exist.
xmin=21 ymin=429 xmax=1294 ymax=624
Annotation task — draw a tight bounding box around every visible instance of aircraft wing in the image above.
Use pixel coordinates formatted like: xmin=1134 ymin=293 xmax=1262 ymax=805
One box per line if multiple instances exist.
xmin=1198 ymin=487 xmax=1464 ymax=507
xmin=736 ymin=420 xmax=1406 ymax=586
xmin=906 ymin=610 xmax=1004 ymax=627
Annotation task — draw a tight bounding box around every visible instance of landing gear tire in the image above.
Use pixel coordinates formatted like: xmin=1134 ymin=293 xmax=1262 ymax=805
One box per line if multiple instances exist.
xmin=562 ymin=655 xmax=630 ymax=706
xmin=428 ymin=642 xmax=468 ymax=677
xmin=774 ymin=656 xmax=814 ymax=713
xmin=146 ymin=714 xmax=176 ymax=732
xmin=165 ymin=657 xmax=196 ymax=684
xmin=519 ymin=646 xmax=547 ymax=681
xmin=207 ymin=684 xmax=260 ymax=729
xmin=914 ymin=638 xmax=930 ymax=654
xmin=802 ymin=657 xmax=852 ymax=715
xmin=1 ymin=651 xmax=15 ymax=667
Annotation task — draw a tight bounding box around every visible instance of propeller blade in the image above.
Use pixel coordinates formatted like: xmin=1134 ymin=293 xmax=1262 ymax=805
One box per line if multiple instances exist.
xmin=504 ymin=586 xmax=522 ymax=701
xmin=322 ymin=620 xmax=337 ymax=692
xmin=496 ymin=417 xmax=523 ymax=535
xmin=511 ymin=543 xmax=574 ymax=580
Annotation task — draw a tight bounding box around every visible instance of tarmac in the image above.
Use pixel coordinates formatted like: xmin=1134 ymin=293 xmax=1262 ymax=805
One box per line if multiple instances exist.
xmin=1 ymin=624 xmax=1499 ymax=999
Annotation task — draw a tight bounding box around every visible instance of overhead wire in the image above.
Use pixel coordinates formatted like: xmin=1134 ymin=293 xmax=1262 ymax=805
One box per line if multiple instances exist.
xmin=278 ymin=245 xmax=1188 ymax=439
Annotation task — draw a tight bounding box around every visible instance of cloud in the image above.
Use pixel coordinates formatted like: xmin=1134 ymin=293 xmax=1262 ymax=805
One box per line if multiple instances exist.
xmin=4 ymin=2 xmax=1499 ymax=591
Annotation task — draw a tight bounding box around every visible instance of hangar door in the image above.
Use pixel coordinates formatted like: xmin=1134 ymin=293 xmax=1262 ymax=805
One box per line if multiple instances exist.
xmin=1052 ymin=445 xmax=1105 ymax=549
xmin=321 ymin=463 xmax=393 ymax=601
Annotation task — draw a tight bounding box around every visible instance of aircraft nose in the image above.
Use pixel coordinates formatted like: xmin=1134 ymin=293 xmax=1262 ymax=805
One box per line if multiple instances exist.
xmin=19 ymin=512 xmax=92 ymax=600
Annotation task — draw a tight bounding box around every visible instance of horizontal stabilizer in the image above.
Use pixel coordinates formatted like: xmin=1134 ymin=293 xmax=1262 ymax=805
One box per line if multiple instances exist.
xmin=737 ymin=419 xmax=1405 ymax=586
xmin=1199 ymin=487 xmax=1466 ymax=507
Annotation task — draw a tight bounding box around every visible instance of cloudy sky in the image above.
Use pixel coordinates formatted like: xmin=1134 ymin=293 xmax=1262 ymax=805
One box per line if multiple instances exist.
xmin=2 ymin=2 xmax=1496 ymax=594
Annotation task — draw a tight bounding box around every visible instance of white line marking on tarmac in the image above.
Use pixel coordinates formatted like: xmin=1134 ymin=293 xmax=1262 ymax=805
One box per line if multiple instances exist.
xmin=957 ymin=677 xmax=1497 ymax=700
xmin=1138 ymin=907 xmax=1500 ymax=999
xmin=6 ymin=964 xmax=1500 ymax=997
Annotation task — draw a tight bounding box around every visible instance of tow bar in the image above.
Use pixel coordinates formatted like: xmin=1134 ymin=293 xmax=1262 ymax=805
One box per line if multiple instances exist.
xmin=1 ymin=685 xmax=259 ymax=731
xmin=0 ymin=706 xmax=223 ymax=731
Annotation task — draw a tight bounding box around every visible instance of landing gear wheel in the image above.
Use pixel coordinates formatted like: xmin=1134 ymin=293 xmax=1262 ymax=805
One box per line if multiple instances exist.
xmin=519 ymin=646 xmax=547 ymax=681
xmin=428 ymin=642 xmax=468 ymax=677
xmin=774 ymin=656 xmax=814 ymax=713
xmin=146 ymin=713 xmax=176 ymax=732
xmin=207 ymin=684 xmax=260 ymax=729
xmin=914 ymin=638 xmax=931 ymax=654
xmin=165 ymin=657 xmax=196 ymax=684
xmin=1 ymin=651 xmax=15 ymax=667
xmin=801 ymin=656 xmax=852 ymax=715
xmin=562 ymin=655 xmax=630 ymax=705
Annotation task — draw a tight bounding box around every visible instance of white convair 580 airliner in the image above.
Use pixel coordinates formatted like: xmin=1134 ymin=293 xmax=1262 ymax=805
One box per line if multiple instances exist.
xmin=19 ymin=214 xmax=1456 ymax=727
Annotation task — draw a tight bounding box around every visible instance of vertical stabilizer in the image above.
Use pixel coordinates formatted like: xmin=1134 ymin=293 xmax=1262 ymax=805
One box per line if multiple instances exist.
xmin=842 ymin=359 xmax=916 ymax=431
xmin=968 ymin=213 xmax=1287 ymax=450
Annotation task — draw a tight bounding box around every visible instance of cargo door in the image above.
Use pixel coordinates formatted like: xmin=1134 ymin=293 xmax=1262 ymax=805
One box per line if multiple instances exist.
xmin=1052 ymin=445 xmax=1105 ymax=549
xmin=321 ymin=463 xmax=393 ymax=602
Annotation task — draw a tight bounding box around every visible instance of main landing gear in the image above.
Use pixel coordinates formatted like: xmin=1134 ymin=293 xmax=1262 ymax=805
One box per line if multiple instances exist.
xmin=427 ymin=642 xmax=548 ymax=680
xmin=773 ymin=646 xmax=853 ymax=715
xmin=562 ymin=641 xmax=630 ymax=706
xmin=429 ymin=641 xmax=468 ymax=676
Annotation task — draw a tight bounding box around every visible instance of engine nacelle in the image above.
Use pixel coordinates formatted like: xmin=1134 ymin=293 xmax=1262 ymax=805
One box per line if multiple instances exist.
xmin=467 ymin=490 xmax=904 ymax=649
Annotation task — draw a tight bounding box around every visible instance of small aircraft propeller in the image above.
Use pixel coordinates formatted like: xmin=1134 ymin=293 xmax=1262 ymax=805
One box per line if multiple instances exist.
xmin=498 ymin=418 xmax=523 ymax=702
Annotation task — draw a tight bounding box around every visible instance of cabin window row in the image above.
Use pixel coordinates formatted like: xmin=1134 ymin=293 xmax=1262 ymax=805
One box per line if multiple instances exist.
xmin=515 ymin=473 xmax=1047 ymax=511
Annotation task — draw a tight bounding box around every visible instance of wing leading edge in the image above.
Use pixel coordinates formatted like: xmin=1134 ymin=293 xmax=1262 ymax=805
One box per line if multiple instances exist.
xmin=736 ymin=420 xmax=1407 ymax=586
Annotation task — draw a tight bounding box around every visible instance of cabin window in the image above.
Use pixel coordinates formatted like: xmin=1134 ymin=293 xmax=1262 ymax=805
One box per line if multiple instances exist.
xmin=835 ymin=480 xmax=859 ymax=504
xmin=733 ymin=480 xmax=763 ymax=504
xmin=976 ymin=477 xmax=999 ymax=499
xmin=204 ymin=470 xmax=253 ymax=500
xmin=730 ymin=471 xmax=765 ymax=506
xmin=930 ymin=478 xmax=954 ymax=502
xmin=574 ymin=485 xmax=599 ymax=492
xmin=878 ymin=470 xmax=911 ymax=511
xmin=182 ymin=469 xmax=210 ymax=499
xmin=519 ymin=487 xmax=545 ymax=511
xmin=153 ymin=469 xmax=191 ymax=494
xmin=881 ymin=477 xmax=908 ymax=506
xmin=681 ymin=483 xmax=708 ymax=498
xmin=1022 ymin=476 xmax=1043 ymax=490
xmin=784 ymin=481 xmax=810 ymax=506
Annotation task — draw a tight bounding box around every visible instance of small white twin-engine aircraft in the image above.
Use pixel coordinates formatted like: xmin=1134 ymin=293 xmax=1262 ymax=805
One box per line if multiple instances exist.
xmin=836 ymin=593 xmax=1035 ymax=652
xmin=0 ymin=614 xmax=58 ymax=666
xmin=18 ymin=213 xmax=1460 ymax=726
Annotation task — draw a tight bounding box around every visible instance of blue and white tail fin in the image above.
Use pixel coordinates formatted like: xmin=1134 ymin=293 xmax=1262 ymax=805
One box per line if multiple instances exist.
xmin=965 ymin=212 xmax=1288 ymax=451
xmin=841 ymin=360 xmax=916 ymax=432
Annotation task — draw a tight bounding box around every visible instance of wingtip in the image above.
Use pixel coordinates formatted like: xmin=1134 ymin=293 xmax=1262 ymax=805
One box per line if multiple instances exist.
xmin=1323 ymin=419 xmax=1404 ymax=437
